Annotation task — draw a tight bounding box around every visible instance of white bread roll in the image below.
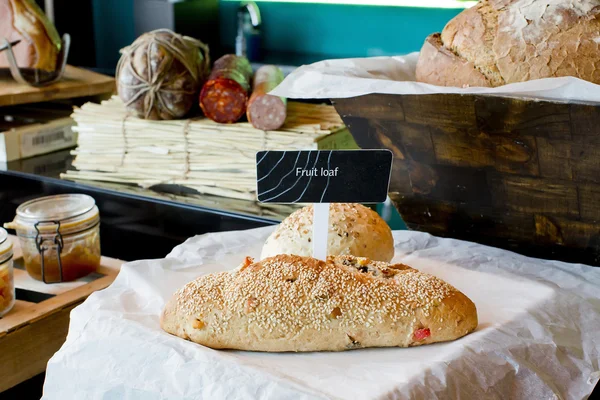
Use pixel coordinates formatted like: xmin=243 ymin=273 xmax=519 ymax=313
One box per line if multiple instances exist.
xmin=161 ymin=254 xmax=478 ymax=352
xmin=416 ymin=0 xmax=600 ymax=87
xmin=261 ymin=203 xmax=394 ymax=262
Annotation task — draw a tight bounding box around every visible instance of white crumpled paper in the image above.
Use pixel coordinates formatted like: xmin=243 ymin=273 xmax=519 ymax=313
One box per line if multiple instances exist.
xmin=270 ymin=52 xmax=600 ymax=103
xmin=43 ymin=227 xmax=600 ymax=400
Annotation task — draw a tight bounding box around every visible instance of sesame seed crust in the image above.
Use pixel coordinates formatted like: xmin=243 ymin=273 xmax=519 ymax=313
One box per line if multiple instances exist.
xmin=260 ymin=204 xmax=395 ymax=262
xmin=160 ymin=254 xmax=478 ymax=352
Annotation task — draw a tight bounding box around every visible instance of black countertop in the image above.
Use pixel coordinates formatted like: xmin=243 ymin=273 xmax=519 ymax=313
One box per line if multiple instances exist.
xmin=0 ymin=149 xmax=288 ymax=262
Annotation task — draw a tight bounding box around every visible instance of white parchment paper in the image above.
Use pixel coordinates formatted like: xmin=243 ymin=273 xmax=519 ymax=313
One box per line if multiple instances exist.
xmin=42 ymin=227 xmax=600 ymax=400
xmin=270 ymin=52 xmax=600 ymax=103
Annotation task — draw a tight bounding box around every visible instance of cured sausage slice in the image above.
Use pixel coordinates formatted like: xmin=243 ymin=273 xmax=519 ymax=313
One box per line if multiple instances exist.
xmin=246 ymin=65 xmax=287 ymax=130
xmin=200 ymin=54 xmax=253 ymax=123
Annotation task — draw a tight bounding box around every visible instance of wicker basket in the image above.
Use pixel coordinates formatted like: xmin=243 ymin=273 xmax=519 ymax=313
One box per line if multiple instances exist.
xmin=333 ymin=93 xmax=600 ymax=266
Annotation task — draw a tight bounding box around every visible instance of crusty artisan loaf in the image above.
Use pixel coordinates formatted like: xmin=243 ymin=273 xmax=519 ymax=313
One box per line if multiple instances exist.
xmin=0 ymin=0 xmax=61 ymax=71
xmin=416 ymin=0 xmax=600 ymax=87
xmin=261 ymin=203 xmax=394 ymax=262
xmin=160 ymin=254 xmax=478 ymax=352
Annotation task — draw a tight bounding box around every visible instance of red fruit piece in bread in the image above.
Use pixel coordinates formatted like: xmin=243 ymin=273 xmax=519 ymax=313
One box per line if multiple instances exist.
xmin=414 ymin=328 xmax=431 ymax=341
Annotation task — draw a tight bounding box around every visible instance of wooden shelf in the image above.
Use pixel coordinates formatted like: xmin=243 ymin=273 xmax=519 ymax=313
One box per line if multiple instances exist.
xmin=0 ymin=66 xmax=115 ymax=107
xmin=0 ymin=235 xmax=123 ymax=393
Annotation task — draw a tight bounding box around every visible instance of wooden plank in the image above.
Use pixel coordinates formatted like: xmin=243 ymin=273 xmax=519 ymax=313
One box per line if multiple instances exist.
xmin=13 ymin=238 xmax=114 ymax=297
xmin=402 ymin=94 xmax=477 ymax=128
xmin=97 ymin=256 xmax=123 ymax=273
xmin=0 ymin=274 xmax=116 ymax=334
xmin=343 ymin=113 xmax=493 ymax=203
xmin=1 ymin=236 xmax=122 ymax=334
xmin=390 ymin=195 xmax=457 ymax=236
xmin=0 ymin=235 xmax=124 ymax=391
xmin=536 ymin=139 xmax=600 ymax=184
xmin=393 ymin=121 xmax=436 ymax=164
xmin=474 ymin=95 xmax=572 ymax=139
xmin=0 ymin=66 xmax=115 ymax=107
xmin=570 ymin=143 xmax=600 ymax=184
xmin=407 ymin=164 xmax=492 ymax=206
xmin=342 ymin=92 xmax=600 ymax=266
xmin=536 ymin=138 xmax=573 ymax=180
xmin=0 ymin=303 xmax=78 ymax=393
xmin=354 ymin=118 xmax=436 ymax=164
xmin=0 ymin=301 xmax=32 ymax=339
xmin=406 ymin=161 xmax=439 ymax=196
xmin=334 ymin=117 xmax=427 ymax=195
xmin=333 ymin=94 xmax=405 ymax=121
xmin=578 ymin=184 xmax=600 ymax=223
xmin=490 ymin=175 xmax=580 ymax=218
xmin=455 ymin=207 xmax=536 ymax=246
xmin=392 ymin=197 xmax=533 ymax=245
xmin=430 ymin=126 xmax=539 ymax=176
xmin=393 ymin=195 xmax=600 ymax=265
xmin=14 ymin=267 xmax=105 ymax=296
xmin=388 ymin=163 xmax=412 ymax=196
xmin=570 ymin=104 xmax=600 ymax=143
xmin=534 ymin=215 xmax=600 ymax=257
xmin=396 ymin=198 xmax=536 ymax=244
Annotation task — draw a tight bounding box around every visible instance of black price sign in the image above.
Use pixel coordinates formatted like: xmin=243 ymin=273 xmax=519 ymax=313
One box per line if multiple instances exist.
xmin=256 ymin=150 xmax=393 ymax=204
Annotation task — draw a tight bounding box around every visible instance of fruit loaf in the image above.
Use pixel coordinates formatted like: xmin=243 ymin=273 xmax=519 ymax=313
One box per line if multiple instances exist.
xmin=160 ymin=254 xmax=478 ymax=352
xmin=261 ymin=203 xmax=395 ymax=263
xmin=0 ymin=0 xmax=61 ymax=71
xmin=416 ymin=0 xmax=600 ymax=88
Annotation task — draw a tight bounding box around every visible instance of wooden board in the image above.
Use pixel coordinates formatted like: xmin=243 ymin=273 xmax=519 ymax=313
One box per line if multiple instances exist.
xmin=0 ymin=66 xmax=115 ymax=107
xmin=0 ymin=235 xmax=123 ymax=392
xmin=333 ymin=93 xmax=600 ymax=267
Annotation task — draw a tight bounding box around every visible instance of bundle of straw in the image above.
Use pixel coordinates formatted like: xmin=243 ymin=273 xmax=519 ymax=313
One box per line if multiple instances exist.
xmin=62 ymin=96 xmax=346 ymax=201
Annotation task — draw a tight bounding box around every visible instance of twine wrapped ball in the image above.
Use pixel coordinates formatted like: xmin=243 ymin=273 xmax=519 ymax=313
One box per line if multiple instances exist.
xmin=116 ymin=29 xmax=209 ymax=120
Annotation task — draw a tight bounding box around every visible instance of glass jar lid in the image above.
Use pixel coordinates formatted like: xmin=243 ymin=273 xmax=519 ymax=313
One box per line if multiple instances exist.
xmin=4 ymin=194 xmax=99 ymax=237
xmin=0 ymin=228 xmax=13 ymax=264
xmin=17 ymin=194 xmax=95 ymax=222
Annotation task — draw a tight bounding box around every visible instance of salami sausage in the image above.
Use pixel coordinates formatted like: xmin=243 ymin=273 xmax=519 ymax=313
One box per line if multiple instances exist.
xmin=199 ymin=54 xmax=253 ymax=123
xmin=246 ymin=65 xmax=287 ymax=130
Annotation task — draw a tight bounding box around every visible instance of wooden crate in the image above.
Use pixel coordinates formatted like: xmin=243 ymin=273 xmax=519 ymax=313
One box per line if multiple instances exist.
xmin=0 ymin=235 xmax=123 ymax=392
xmin=333 ymin=93 xmax=600 ymax=266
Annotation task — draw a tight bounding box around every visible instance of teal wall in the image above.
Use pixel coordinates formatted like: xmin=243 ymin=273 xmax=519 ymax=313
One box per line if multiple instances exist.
xmin=90 ymin=1 xmax=448 ymax=229
xmin=219 ymin=2 xmax=461 ymax=60
xmin=93 ymin=1 xmax=460 ymax=70
xmin=92 ymin=0 xmax=135 ymax=71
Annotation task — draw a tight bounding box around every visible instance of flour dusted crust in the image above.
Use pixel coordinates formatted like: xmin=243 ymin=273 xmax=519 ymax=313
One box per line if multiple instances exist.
xmin=416 ymin=0 xmax=600 ymax=87
xmin=160 ymin=254 xmax=478 ymax=352
xmin=261 ymin=203 xmax=395 ymax=263
xmin=416 ymin=33 xmax=493 ymax=88
xmin=0 ymin=0 xmax=61 ymax=71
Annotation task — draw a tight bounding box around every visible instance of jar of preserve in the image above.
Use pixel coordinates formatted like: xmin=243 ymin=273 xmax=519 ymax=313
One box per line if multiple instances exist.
xmin=4 ymin=194 xmax=101 ymax=283
xmin=0 ymin=228 xmax=15 ymax=316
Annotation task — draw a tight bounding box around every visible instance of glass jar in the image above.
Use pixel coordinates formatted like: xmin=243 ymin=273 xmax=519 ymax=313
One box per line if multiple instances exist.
xmin=0 ymin=228 xmax=15 ymax=316
xmin=4 ymin=194 xmax=101 ymax=283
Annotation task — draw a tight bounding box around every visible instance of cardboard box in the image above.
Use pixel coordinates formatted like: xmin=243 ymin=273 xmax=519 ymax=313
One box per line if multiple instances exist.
xmin=0 ymin=118 xmax=77 ymax=162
